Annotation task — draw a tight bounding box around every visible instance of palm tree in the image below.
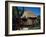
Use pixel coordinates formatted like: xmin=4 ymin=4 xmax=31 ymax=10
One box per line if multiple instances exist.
xmin=12 ymin=7 xmax=24 ymax=30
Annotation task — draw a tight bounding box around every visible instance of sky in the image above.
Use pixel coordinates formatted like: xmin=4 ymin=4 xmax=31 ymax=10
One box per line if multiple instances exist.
xmin=17 ymin=7 xmax=40 ymax=16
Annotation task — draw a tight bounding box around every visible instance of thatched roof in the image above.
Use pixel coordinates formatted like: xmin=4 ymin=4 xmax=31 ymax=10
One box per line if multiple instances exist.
xmin=21 ymin=11 xmax=37 ymax=18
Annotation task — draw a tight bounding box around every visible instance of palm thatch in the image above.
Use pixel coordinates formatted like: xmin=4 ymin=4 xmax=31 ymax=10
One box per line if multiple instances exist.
xmin=21 ymin=11 xmax=37 ymax=18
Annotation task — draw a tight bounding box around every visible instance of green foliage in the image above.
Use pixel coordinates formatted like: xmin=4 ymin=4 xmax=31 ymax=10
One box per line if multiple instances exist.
xmin=35 ymin=15 xmax=40 ymax=28
xmin=12 ymin=7 xmax=24 ymax=17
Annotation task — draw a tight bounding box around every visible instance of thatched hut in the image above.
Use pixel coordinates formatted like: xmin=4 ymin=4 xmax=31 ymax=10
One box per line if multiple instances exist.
xmin=15 ymin=11 xmax=37 ymax=30
xmin=20 ymin=11 xmax=37 ymax=30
